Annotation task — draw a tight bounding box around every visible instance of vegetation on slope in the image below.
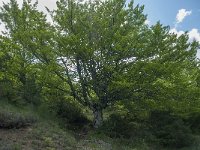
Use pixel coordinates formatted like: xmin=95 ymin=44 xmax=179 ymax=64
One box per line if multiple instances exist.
xmin=0 ymin=0 xmax=200 ymax=149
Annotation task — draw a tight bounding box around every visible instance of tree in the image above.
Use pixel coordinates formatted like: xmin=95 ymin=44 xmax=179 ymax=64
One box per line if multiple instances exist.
xmin=51 ymin=0 xmax=199 ymax=128
xmin=121 ymin=23 xmax=199 ymax=114
xmin=0 ymin=0 xmax=53 ymax=104
xmin=1 ymin=0 xmax=199 ymax=128
xmin=50 ymin=0 xmax=150 ymax=128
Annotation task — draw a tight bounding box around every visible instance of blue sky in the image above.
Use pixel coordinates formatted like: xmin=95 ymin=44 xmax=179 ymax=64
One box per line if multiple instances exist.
xmin=133 ymin=0 xmax=200 ymax=31
xmin=132 ymin=0 xmax=200 ymax=57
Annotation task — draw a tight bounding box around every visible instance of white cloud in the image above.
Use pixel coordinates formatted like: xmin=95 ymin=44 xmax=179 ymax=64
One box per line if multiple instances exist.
xmin=188 ymin=28 xmax=200 ymax=42
xmin=170 ymin=28 xmax=200 ymax=58
xmin=145 ymin=20 xmax=150 ymax=25
xmin=169 ymin=28 xmax=184 ymax=37
xmin=176 ymin=9 xmax=192 ymax=24
xmin=188 ymin=29 xmax=200 ymax=58
xmin=170 ymin=28 xmax=200 ymax=43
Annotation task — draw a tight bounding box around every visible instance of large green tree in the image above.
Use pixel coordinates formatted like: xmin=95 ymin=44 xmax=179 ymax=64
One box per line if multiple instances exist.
xmin=0 ymin=0 xmax=199 ymax=128
xmin=52 ymin=0 xmax=200 ymax=127
xmin=51 ymin=0 xmax=199 ymax=127
xmin=51 ymin=0 xmax=150 ymax=127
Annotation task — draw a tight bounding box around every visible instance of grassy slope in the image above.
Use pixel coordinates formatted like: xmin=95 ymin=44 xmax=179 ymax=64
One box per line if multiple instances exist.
xmin=0 ymin=122 xmax=76 ymax=150
xmin=1 ymin=102 xmax=200 ymax=150
xmin=0 ymin=120 xmax=139 ymax=150
xmin=0 ymin=101 xmax=75 ymax=150
xmin=0 ymin=102 xmax=144 ymax=150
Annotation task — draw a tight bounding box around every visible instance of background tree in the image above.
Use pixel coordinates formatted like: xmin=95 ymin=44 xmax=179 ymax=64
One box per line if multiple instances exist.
xmin=0 ymin=0 xmax=53 ymax=104
xmin=120 ymin=23 xmax=200 ymax=115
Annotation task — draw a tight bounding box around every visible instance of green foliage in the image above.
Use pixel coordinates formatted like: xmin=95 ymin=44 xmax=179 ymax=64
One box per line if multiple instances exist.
xmin=0 ymin=76 xmax=41 ymax=106
xmin=101 ymin=105 xmax=149 ymax=139
xmin=54 ymin=0 xmax=198 ymax=127
xmin=184 ymin=111 xmax=200 ymax=134
xmin=51 ymin=98 xmax=89 ymax=126
xmin=149 ymin=110 xmax=195 ymax=148
xmin=42 ymin=87 xmax=89 ymax=128
xmin=0 ymin=79 xmax=18 ymax=101
xmin=0 ymin=0 xmax=52 ymax=105
xmin=102 ymin=113 xmax=137 ymax=138
xmin=0 ymin=0 xmax=199 ymax=129
xmin=20 ymin=75 xmax=42 ymax=105
xmin=52 ymin=0 xmax=150 ymax=127
xmin=0 ymin=2 xmax=199 ymax=149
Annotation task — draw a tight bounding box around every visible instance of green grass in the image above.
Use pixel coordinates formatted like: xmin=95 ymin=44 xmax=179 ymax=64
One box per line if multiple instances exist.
xmin=0 ymin=101 xmax=76 ymax=150
xmin=0 ymin=122 xmax=76 ymax=150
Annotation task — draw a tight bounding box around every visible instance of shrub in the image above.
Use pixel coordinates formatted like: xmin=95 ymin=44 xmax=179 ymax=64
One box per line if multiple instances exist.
xmin=184 ymin=111 xmax=200 ymax=134
xmin=101 ymin=113 xmax=143 ymax=138
xmin=149 ymin=110 xmax=195 ymax=148
xmin=44 ymin=94 xmax=89 ymax=130
xmin=56 ymin=99 xmax=89 ymax=125
xmin=0 ymin=110 xmax=37 ymax=129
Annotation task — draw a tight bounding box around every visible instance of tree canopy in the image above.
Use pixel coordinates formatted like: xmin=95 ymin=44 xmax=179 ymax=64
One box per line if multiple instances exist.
xmin=0 ymin=0 xmax=199 ymax=128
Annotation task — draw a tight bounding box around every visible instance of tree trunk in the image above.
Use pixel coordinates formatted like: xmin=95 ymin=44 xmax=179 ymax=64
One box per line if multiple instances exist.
xmin=93 ymin=107 xmax=103 ymax=128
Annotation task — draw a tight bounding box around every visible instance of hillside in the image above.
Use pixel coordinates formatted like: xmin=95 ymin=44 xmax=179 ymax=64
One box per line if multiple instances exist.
xmin=1 ymin=102 xmax=200 ymax=150
xmin=0 ymin=103 xmax=134 ymax=150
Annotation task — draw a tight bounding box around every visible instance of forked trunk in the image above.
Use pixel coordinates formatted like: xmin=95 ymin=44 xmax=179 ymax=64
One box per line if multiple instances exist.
xmin=93 ymin=107 xmax=103 ymax=128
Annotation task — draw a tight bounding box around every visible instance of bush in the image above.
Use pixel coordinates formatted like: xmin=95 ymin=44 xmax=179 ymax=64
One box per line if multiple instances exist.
xmin=56 ymin=99 xmax=89 ymax=125
xmin=44 ymin=93 xmax=89 ymax=129
xmin=101 ymin=113 xmax=143 ymax=138
xmin=0 ymin=110 xmax=37 ymax=129
xmin=184 ymin=111 xmax=200 ymax=134
xmin=149 ymin=110 xmax=195 ymax=148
